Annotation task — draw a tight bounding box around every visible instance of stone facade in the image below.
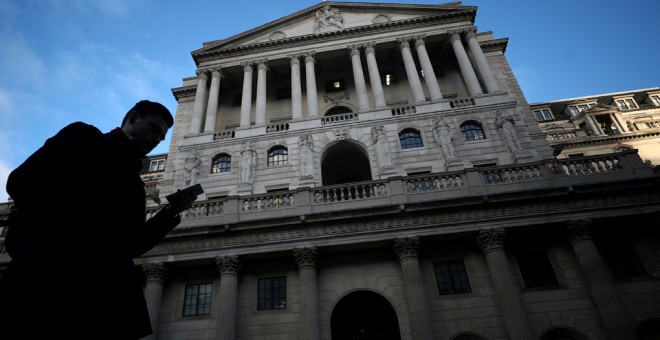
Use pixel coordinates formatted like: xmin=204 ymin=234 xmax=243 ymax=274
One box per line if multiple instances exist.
xmin=2 ymin=2 xmax=660 ymax=340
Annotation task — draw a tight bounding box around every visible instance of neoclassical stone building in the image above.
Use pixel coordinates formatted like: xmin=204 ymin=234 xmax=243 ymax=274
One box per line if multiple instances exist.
xmin=2 ymin=2 xmax=660 ymax=340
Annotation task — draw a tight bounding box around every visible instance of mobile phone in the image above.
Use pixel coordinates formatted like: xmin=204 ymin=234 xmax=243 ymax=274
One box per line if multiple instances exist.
xmin=165 ymin=183 xmax=204 ymax=214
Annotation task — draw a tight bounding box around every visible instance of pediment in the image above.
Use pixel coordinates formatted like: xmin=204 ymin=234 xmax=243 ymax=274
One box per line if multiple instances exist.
xmin=584 ymin=104 xmax=616 ymax=114
xmin=194 ymin=1 xmax=475 ymax=56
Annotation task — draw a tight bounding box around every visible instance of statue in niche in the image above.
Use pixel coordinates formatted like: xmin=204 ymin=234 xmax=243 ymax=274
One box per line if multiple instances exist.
xmin=313 ymin=6 xmax=344 ymax=33
xmin=299 ymin=134 xmax=314 ymax=178
xmin=372 ymin=125 xmax=392 ymax=168
xmin=184 ymin=149 xmax=201 ymax=186
xmin=433 ymin=119 xmax=457 ymax=160
xmin=495 ymin=110 xmax=522 ymax=153
xmin=239 ymin=142 xmax=255 ymax=185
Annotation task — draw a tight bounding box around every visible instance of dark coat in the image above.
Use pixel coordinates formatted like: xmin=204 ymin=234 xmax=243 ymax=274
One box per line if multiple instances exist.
xmin=0 ymin=122 xmax=179 ymax=339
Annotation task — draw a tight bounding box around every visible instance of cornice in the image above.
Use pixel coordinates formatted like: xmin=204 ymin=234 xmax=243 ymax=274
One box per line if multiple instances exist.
xmin=171 ymin=85 xmax=196 ymax=100
xmin=479 ymin=37 xmax=508 ymax=53
xmin=147 ymin=190 xmax=660 ymax=256
xmin=193 ymin=9 xmax=476 ymax=64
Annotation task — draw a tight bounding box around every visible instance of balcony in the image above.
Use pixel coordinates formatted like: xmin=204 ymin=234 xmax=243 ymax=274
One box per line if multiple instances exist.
xmin=142 ymin=151 xmax=654 ymax=230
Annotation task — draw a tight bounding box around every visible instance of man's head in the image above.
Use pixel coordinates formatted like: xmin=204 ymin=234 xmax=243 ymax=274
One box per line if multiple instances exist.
xmin=121 ymin=100 xmax=174 ymax=156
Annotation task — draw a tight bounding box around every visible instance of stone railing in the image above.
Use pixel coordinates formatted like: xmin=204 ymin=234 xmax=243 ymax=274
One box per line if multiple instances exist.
xmin=266 ymin=123 xmax=290 ymax=133
xmin=321 ymin=113 xmax=358 ymax=125
xmin=450 ymin=98 xmax=475 ymax=108
xmin=391 ymin=105 xmax=417 ymax=116
xmin=213 ymin=130 xmax=235 ymax=140
xmin=1 ymin=151 xmax=644 ymax=229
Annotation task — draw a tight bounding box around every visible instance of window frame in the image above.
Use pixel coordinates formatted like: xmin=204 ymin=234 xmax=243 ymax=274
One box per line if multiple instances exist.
xmin=650 ymin=94 xmax=660 ymax=106
xmin=533 ymin=108 xmax=554 ymax=122
xmin=433 ymin=259 xmax=472 ymax=296
xmin=149 ymin=159 xmax=166 ymax=172
xmin=615 ymin=97 xmax=638 ymax=110
xmin=211 ymin=153 xmax=231 ymax=173
xmin=257 ymin=276 xmax=287 ymax=311
xmin=460 ymin=121 xmax=486 ymax=141
xmin=182 ymin=282 xmax=213 ymax=317
xmin=267 ymin=146 xmax=288 ymax=166
xmin=399 ymin=128 xmax=424 ymax=149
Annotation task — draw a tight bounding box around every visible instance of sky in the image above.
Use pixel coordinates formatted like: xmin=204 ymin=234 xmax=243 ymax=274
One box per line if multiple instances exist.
xmin=1 ymin=0 xmax=659 ymax=202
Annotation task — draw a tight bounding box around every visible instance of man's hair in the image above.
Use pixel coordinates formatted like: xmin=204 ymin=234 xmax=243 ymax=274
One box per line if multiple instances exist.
xmin=122 ymin=100 xmax=174 ymax=128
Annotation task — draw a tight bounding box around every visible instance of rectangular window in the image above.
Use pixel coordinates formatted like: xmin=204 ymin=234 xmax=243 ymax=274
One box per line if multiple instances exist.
xmin=533 ymin=108 xmax=553 ymax=122
xmin=183 ymin=283 xmax=212 ymax=316
xmin=515 ymin=251 xmax=559 ymax=288
xmin=433 ymin=259 xmax=471 ymax=295
xmin=149 ymin=159 xmax=165 ymax=172
xmin=325 ymin=79 xmax=345 ymax=93
xmin=600 ymin=242 xmax=647 ymax=280
xmin=258 ymin=276 xmax=287 ymax=310
xmin=568 ymin=104 xmax=591 ymax=116
xmin=616 ymin=98 xmax=638 ymax=110
xmin=651 ymin=95 xmax=660 ymax=106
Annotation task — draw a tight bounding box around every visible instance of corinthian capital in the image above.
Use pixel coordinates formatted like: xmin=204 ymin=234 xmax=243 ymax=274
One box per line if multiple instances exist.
xmin=565 ymin=219 xmax=594 ymax=246
xmin=397 ymin=37 xmax=411 ymax=50
xmin=215 ymin=255 xmax=242 ymax=275
xmin=195 ymin=68 xmax=209 ymax=80
xmin=142 ymin=262 xmax=168 ymax=282
xmin=304 ymin=52 xmax=316 ymax=64
xmin=465 ymin=27 xmax=477 ymax=40
xmin=448 ymin=30 xmax=463 ymax=42
xmin=394 ymin=236 xmax=420 ymax=261
xmin=477 ymin=228 xmax=506 ymax=254
xmin=293 ymin=246 xmax=319 ymax=269
xmin=348 ymin=44 xmax=361 ymax=57
xmin=364 ymin=42 xmax=377 ymax=54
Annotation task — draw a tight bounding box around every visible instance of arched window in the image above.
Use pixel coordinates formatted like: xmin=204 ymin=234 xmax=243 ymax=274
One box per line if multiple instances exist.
xmin=460 ymin=121 xmax=485 ymax=141
xmin=325 ymin=106 xmax=352 ymax=116
xmin=399 ymin=128 xmax=423 ymax=149
xmin=211 ymin=154 xmax=231 ymax=173
xmin=268 ymin=146 xmax=288 ymax=166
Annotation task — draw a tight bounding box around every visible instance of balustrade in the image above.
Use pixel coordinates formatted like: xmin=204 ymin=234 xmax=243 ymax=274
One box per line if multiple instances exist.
xmin=391 ymin=106 xmax=417 ymax=116
xmin=320 ymin=113 xmax=358 ymax=125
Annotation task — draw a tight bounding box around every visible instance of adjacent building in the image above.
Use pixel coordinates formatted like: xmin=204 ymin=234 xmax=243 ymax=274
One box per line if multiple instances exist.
xmin=2 ymin=2 xmax=660 ymax=340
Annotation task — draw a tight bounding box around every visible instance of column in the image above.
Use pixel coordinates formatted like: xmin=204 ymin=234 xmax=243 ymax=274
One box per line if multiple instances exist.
xmin=348 ymin=44 xmax=370 ymax=111
xmin=215 ymin=255 xmax=241 ymax=340
xmin=397 ymin=37 xmax=426 ymax=104
xmin=585 ymin=115 xmax=603 ymax=135
xmin=449 ymin=30 xmax=483 ymax=97
xmin=255 ymin=59 xmax=268 ymax=126
xmin=190 ymin=69 xmax=208 ymax=134
xmin=293 ymin=246 xmax=321 ymax=340
xmin=393 ymin=237 xmax=434 ymax=340
xmin=477 ymin=228 xmax=533 ymax=339
xmin=290 ymin=55 xmax=303 ymax=120
xmin=610 ymin=113 xmax=626 ymax=133
xmin=465 ymin=27 xmax=500 ymax=93
xmin=142 ymin=263 xmax=167 ymax=340
xmin=304 ymin=52 xmax=319 ymax=118
xmin=240 ymin=62 xmax=253 ymax=128
xmin=204 ymin=67 xmax=222 ymax=133
xmin=364 ymin=42 xmax=386 ymax=108
xmin=414 ymin=35 xmax=443 ymax=102
xmin=565 ymin=220 xmax=636 ymax=340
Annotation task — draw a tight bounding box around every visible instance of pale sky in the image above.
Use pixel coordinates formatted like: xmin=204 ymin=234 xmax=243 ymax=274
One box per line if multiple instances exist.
xmin=1 ymin=0 xmax=659 ymax=202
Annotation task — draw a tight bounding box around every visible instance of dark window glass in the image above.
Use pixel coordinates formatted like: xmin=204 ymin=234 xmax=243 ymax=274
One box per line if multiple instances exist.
xmin=267 ymin=146 xmax=288 ymax=166
xmin=399 ymin=129 xmax=423 ymax=149
xmin=212 ymin=154 xmax=231 ymax=173
xmin=258 ymin=276 xmax=287 ymax=310
xmin=600 ymin=242 xmax=647 ymax=280
xmin=183 ymin=283 xmax=212 ymax=316
xmin=433 ymin=259 xmax=471 ymax=295
xmin=461 ymin=121 xmax=485 ymax=141
xmin=515 ymin=251 xmax=559 ymax=288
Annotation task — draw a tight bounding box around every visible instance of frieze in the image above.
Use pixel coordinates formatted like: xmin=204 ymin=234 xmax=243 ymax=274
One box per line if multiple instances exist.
xmin=150 ymin=192 xmax=660 ymax=255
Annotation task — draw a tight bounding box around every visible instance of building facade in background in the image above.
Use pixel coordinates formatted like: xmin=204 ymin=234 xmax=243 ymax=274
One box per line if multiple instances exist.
xmin=2 ymin=2 xmax=660 ymax=340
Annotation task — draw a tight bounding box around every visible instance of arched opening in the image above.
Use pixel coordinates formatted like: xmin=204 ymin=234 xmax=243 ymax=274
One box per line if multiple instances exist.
xmin=325 ymin=106 xmax=352 ymax=116
xmin=331 ymin=290 xmax=401 ymax=340
xmin=638 ymin=318 xmax=660 ymax=340
xmin=540 ymin=327 xmax=588 ymax=340
xmin=321 ymin=141 xmax=372 ymax=185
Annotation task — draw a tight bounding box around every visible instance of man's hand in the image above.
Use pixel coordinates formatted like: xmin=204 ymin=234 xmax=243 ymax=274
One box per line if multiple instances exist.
xmin=165 ymin=184 xmax=203 ymax=214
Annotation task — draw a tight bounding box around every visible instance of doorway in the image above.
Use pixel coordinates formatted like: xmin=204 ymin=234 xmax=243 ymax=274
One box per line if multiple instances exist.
xmin=330 ymin=290 xmax=401 ymax=340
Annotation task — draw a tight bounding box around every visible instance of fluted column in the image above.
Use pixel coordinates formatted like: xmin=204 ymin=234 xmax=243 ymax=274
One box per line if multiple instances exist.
xmin=394 ymin=237 xmax=434 ymax=340
xmin=190 ymin=69 xmax=208 ymax=134
xmin=142 ymin=263 xmax=167 ymax=340
xmin=204 ymin=68 xmax=222 ymax=133
xmin=566 ymin=220 xmax=636 ymax=340
xmin=255 ymin=59 xmax=268 ymax=126
xmin=397 ymin=37 xmax=426 ymax=104
xmin=293 ymin=246 xmax=321 ymax=340
xmin=304 ymin=52 xmax=319 ymax=118
xmin=290 ymin=55 xmax=303 ymax=121
xmin=240 ymin=62 xmax=253 ymax=128
xmin=215 ymin=255 xmax=241 ymax=340
xmin=348 ymin=45 xmax=370 ymax=111
xmin=449 ymin=30 xmax=482 ymax=96
xmin=477 ymin=228 xmax=533 ymax=339
xmin=414 ymin=35 xmax=443 ymax=102
xmin=364 ymin=42 xmax=386 ymax=108
xmin=465 ymin=28 xmax=499 ymax=93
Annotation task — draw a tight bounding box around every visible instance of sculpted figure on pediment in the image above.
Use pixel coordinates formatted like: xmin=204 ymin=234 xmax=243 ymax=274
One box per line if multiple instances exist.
xmin=313 ymin=6 xmax=344 ymax=33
